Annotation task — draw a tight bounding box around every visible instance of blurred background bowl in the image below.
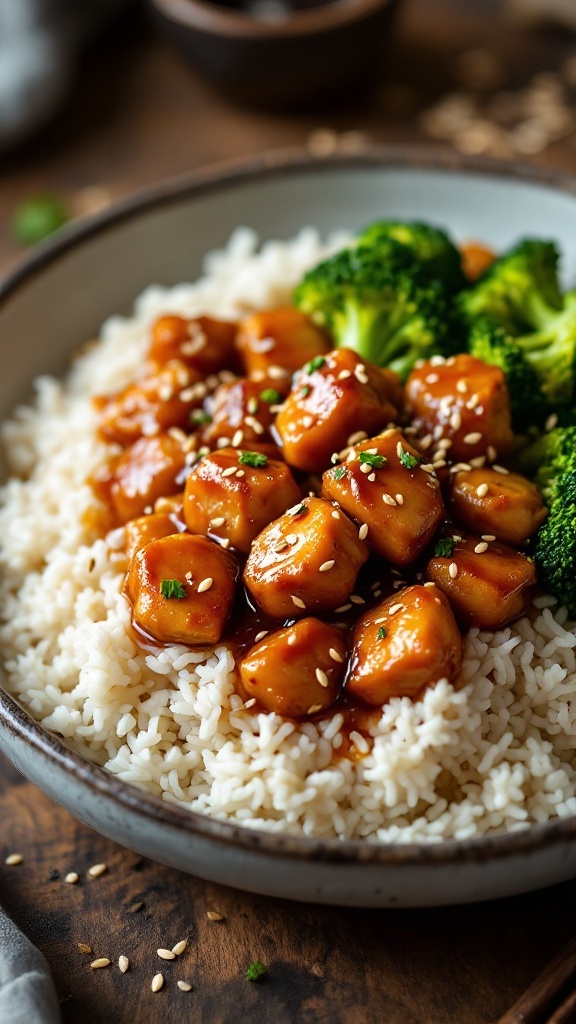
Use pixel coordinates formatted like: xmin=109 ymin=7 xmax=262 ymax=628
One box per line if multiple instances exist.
xmin=150 ymin=0 xmax=401 ymax=106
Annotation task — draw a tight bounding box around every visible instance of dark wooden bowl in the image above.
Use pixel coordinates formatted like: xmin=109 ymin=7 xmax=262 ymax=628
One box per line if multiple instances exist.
xmin=150 ymin=0 xmax=401 ymax=106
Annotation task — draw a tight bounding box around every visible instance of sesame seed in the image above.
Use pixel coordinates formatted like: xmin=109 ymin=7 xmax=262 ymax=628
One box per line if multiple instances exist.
xmin=197 ymin=578 xmax=213 ymax=593
xmin=65 ymin=872 xmax=79 ymax=884
xmin=217 ymin=436 xmax=231 ymax=448
xmin=456 ymin=379 xmax=468 ymax=393
xmin=268 ymin=365 xmax=289 ymax=380
xmin=374 ymin=617 xmax=387 ymax=624
xmin=307 ymin=704 xmax=323 ymax=714
xmin=493 ymin=464 xmax=510 ymax=475
xmin=335 ymin=603 xmax=352 ymax=613
xmin=151 ymin=973 xmax=164 ymax=992
xmin=331 ymin=510 xmax=340 ymax=519
xmin=449 ymin=462 xmax=472 ymax=474
xmin=158 ymin=385 xmax=175 ymax=401
xmin=388 ymin=603 xmax=403 ymax=615
xmin=316 ymin=668 xmax=330 ymax=688
xmin=396 ymin=441 xmax=403 ymax=458
xmin=287 ymin=634 xmax=297 ymax=646
xmin=302 ymin=415 xmax=314 ymax=429
xmin=545 ymin=413 xmax=558 ymax=431
xmin=350 ymin=594 xmax=365 ymax=605
xmin=419 ymin=434 xmax=433 ymax=450
xmin=395 ymin=494 xmax=405 ymax=505
xmin=247 ymin=397 xmax=259 ymax=415
xmin=424 ymin=581 xmax=436 ymax=588
xmin=287 ymin=503 xmax=305 ymax=515
xmin=359 ymin=462 xmax=371 ymax=475
xmin=177 ymin=981 xmax=193 ymax=992
xmin=254 ymin=630 xmax=268 ymax=642
xmin=449 ymin=411 xmax=462 ymax=431
xmin=346 ymin=449 xmax=356 ymax=462
xmin=235 ymin=469 xmax=245 ymax=478
xmin=243 ymin=698 xmax=256 ymax=709
xmin=466 ymin=393 xmax=480 ymax=409
xmin=78 ymin=943 xmax=92 ymax=954
xmin=5 ymin=854 xmax=23 ymax=866
xmin=172 ymin=940 xmax=188 ymax=956
xmin=291 ymin=595 xmax=306 ymax=609
xmin=274 ymin=540 xmax=288 ymax=552
xmin=354 ymin=365 xmax=369 ymax=384
xmin=329 ymin=648 xmax=343 ymax=663
xmin=207 ymin=911 xmax=224 ymax=921
xmin=382 ymin=493 xmax=397 ymax=506
xmin=358 ymin=523 xmax=369 ymax=540
xmin=319 ymin=560 xmax=335 ymax=572
xmin=476 ymin=483 xmax=489 ymax=497
xmin=338 ymin=369 xmax=352 ymax=380
xmin=432 ymin=460 xmax=446 ymax=470
xmin=244 ymin=415 xmax=264 ymax=435
xmin=90 ymin=959 xmax=110 ymax=970
xmin=475 ymin=542 xmax=489 ymax=553
xmin=448 ymin=562 xmax=458 ymax=578
xmin=231 ymin=429 xmax=244 ymax=447
xmin=464 ymin=431 xmax=482 ymax=445
xmin=119 ymin=956 xmax=130 ymax=973
xmin=437 ymin=437 xmax=453 ymax=450
xmin=469 ymin=455 xmax=486 ymax=468
xmin=181 ymin=382 xmax=207 ymax=401
xmin=420 ymin=463 xmax=436 ymax=474
xmin=222 ymin=466 xmax=236 ymax=477
xmin=482 ymin=534 xmax=496 ymax=541
xmin=487 ymin=445 xmax=497 ymax=462
xmin=157 ymin=949 xmax=176 ymax=960
xmin=88 ymin=863 xmax=107 ymax=878
xmin=210 ymin=516 xmax=226 ymax=527
xmin=286 ymin=533 xmax=298 ymax=544
xmin=348 ymin=430 xmax=368 ymax=445
xmin=330 ymin=452 xmax=340 ymax=464
xmin=429 ymin=355 xmax=446 ymax=366
xmin=220 ymin=538 xmax=230 ymax=549
xmin=425 ymin=373 xmax=439 ymax=384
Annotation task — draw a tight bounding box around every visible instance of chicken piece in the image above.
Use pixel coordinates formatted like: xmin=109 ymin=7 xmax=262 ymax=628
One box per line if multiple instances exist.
xmin=126 ymin=533 xmax=237 ymax=644
xmin=98 ymin=361 xmax=205 ymax=446
xmin=243 ymin=496 xmax=368 ymax=618
xmin=275 ymin=348 xmax=401 ymax=474
xmin=109 ymin=433 xmax=186 ymax=523
xmin=405 ymin=354 xmax=514 ymax=462
xmin=235 ymin=307 xmax=330 ymax=377
xmin=183 ymin=447 xmax=301 ymax=553
xmin=426 ymin=532 xmax=536 ymax=629
xmin=149 ymin=314 xmax=238 ymax=375
xmin=450 ymin=467 xmax=547 ymax=546
xmin=347 ymin=585 xmax=462 ymax=706
xmin=240 ymin=618 xmax=346 ymax=717
xmin=201 ymin=377 xmax=281 ymax=456
xmin=124 ymin=513 xmax=179 ymax=557
xmin=321 ymin=429 xmax=444 ymax=566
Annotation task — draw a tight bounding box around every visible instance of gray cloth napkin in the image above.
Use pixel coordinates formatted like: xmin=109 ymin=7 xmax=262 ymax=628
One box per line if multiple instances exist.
xmin=0 ymin=903 xmax=60 ymax=1024
xmin=0 ymin=0 xmax=130 ymax=150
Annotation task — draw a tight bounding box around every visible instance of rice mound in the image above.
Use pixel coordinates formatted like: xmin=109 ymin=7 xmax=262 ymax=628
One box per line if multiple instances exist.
xmin=1 ymin=227 xmax=575 ymax=843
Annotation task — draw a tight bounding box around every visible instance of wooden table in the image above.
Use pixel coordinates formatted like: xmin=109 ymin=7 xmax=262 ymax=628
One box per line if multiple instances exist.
xmin=1 ymin=2 xmax=575 ymax=1021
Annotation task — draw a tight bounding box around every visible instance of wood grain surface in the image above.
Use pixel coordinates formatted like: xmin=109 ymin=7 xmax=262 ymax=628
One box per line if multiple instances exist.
xmin=1 ymin=2 xmax=575 ymax=1022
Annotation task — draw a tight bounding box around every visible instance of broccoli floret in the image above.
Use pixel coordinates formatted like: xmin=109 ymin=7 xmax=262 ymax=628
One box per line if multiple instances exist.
xmin=460 ymin=239 xmax=575 ymax=407
xmin=519 ymin=426 xmax=576 ymax=504
xmin=294 ymin=241 xmax=457 ymax=380
xmin=459 ymin=238 xmax=563 ymax=334
xmin=358 ymin=219 xmax=466 ymax=293
xmin=468 ymin=319 xmax=550 ymax=430
xmin=533 ymin=470 xmax=576 ymax=617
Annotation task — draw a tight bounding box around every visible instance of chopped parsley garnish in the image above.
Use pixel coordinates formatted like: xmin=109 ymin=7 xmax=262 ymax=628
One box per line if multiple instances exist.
xmin=12 ymin=195 xmax=70 ymax=245
xmin=434 ymin=536 xmax=456 ymax=558
xmin=190 ymin=409 xmax=211 ymax=425
xmin=377 ymin=626 xmax=387 ymax=640
xmin=259 ymin=388 xmax=283 ymax=405
xmin=305 ymin=356 xmax=326 ymax=374
xmin=238 ymin=450 xmax=268 ymax=468
xmin=359 ymin=451 xmax=387 ymax=470
xmin=398 ymin=446 xmax=423 ymax=470
xmin=333 ymin=466 xmax=347 ymax=480
xmin=246 ymin=960 xmax=267 ymax=983
xmin=160 ymin=579 xmax=187 ymax=600
xmin=301 ymin=386 xmax=310 ymax=397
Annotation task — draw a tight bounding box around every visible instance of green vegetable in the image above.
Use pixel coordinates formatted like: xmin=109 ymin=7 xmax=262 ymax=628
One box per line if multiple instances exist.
xmin=294 ymin=240 xmax=457 ymax=381
xmin=190 ymin=410 xmax=212 ymax=425
xmin=160 ymin=579 xmax=187 ymax=600
xmin=12 ymin=195 xmax=70 ymax=245
xmin=238 ymin=451 xmax=268 ymax=468
xmin=359 ymin=451 xmax=387 ymax=470
xmin=333 ymin=466 xmax=346 ymax=480
xmin=246 ymin=960 xmax=267 ymax=983
xmin=434 ymin=537 xmax=456 ymax=558
xmin=377 ymin=626 xmax=387 ymax=640
xmin=259 ymin=388 xmax=283 ymax=405
xmin=398 ymin=446 xmax=422 ymax=470
xmin=300 ymin=386 xmax=311 ymax=397
xmin=358 ymin=219 xmax=466 ymax=294
xmin=305 ymin=356 xmax=326 ymax=375
xmin=467 ymin=319 xmax=550 ymax=431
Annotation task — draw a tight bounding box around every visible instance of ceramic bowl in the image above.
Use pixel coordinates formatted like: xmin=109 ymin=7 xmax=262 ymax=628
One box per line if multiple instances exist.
xmin=1 ymin=148 xmax=575 ymax=907
xmin=149 ymin=0 xmax=401 ymax=106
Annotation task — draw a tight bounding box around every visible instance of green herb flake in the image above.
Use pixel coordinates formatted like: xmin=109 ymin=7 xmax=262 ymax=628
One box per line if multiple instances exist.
xmin=434 ymin=536 xmax=456 ymax=558
xmin=300 ymin=386 xmax=311 ymax=397
xmin=238 ymin=450 xmax=268 ymax=468
xmin=333 ymin=466 xmax=346 ymax=480
xmin=246 ymin=960 xmax=267 ymax=983
xmin=359 ymin=452 xmax=387 ymax=470
xmin=160 ymin=578 xmax=187 ymax=600
xmin=12 ymin=195 xmax=70 ymax=245
xmin=398 ymin=446 xmax=423 ymax=470
xmin=190 ymin=409 xmax=212 ymax=425
xmin=259 ymin=388 xmax=283 ymax=405
xmin=305 ymin=356 xmax=326 ymax=375
xmin=377 ymin=626 xmax=387 ymax=640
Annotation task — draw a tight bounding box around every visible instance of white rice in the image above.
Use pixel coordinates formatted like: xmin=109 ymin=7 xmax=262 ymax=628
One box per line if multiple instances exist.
xmin=1 ymin=227 xmax=575 ymax=843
